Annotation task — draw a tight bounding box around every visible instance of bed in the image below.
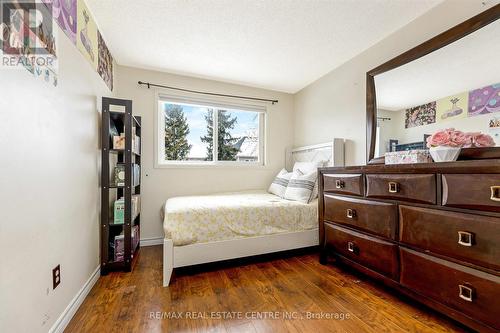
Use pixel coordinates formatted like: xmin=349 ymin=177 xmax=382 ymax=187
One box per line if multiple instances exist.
xmin=163 ymin=140 xmax=345 ymax=286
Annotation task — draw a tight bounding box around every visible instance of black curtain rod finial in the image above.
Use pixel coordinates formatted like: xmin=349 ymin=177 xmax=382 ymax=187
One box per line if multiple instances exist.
xmin=138 ymin=81 xmax=150 ymax=89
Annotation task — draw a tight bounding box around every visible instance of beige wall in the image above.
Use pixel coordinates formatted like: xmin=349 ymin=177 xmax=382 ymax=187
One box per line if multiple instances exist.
xmin=0 ymin=28 xmax=111 ymax=333
xmin=293 ymin=0 xmax=495 ymax=165
xmin=114 ymin=66 xmax=294 ymax=240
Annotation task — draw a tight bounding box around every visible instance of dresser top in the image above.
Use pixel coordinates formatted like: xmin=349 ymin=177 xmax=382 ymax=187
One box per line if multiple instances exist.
xmin=320 ymin=159 xmax=500 ymax=174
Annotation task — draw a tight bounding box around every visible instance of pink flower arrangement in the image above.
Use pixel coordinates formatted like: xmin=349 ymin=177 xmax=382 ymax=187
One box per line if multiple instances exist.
xmin=426 ymin=128 xmax=495 ymax=148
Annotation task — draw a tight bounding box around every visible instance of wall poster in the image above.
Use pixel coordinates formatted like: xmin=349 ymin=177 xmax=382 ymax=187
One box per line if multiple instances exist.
xmin=405 ymin=102 xmax=436 ymax=128
xmin=468 ymin=83 xmax=500 ymax=117
xmin=97 ymin=31 xmax=113 ymax=91
xmin=77 ymin=0 xmax=97 ymax=70
xmin=436 ymin=92 xmax=468 ymax=122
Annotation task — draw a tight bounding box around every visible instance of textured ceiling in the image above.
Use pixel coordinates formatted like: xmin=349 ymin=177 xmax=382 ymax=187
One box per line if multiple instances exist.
xmin=87 ymin=0 xmax=442 ymax=93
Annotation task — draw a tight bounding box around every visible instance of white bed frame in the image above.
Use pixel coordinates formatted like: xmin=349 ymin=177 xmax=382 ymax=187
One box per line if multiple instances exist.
xmin=163 ymin=139 xmax=345 ymax=286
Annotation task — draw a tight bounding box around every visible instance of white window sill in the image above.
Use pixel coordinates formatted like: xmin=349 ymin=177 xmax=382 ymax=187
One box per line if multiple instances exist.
xmin=154 ymin=162 xmax=269 ymax=169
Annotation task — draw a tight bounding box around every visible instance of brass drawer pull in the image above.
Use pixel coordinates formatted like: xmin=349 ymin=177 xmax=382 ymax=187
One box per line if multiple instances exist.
xmin=491 ymin=186 xmax=500 ymax=202
xmin=459 ymin=285 xmax=474 ymax=302
xmin=347 ymin=241 xmax=356 ymax=253
xmin=458 ymin=231 xmax=474 ymax=247
xmin=335 ymin=180 xmax=345 ymax=189
xmin=388 ymin=182 xmax=400 ymax=193
xmin=346 ymin=208 xmax=356 ymax=219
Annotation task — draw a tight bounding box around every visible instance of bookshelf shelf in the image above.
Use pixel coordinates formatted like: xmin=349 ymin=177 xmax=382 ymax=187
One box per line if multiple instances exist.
xmin=107 ymin=184 xmax=140 ymax=189
xmin=101 ymin=97 xmax=141 ymax=274
xmin=109 ymin=148 xmax=141 ymax=157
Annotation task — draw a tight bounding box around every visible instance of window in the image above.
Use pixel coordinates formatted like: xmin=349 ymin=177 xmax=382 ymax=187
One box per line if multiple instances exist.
xmin=156 ymin=96 xmax=265 ymax=166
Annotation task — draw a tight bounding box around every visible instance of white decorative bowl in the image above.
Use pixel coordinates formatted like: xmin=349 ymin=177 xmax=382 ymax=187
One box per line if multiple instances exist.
xmin=429 ymin=146 xmax=461 ymax=162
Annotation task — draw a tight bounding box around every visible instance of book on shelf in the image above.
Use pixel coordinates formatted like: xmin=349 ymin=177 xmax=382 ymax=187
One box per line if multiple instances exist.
xmin=113 ymin=195 xmax=140 ymax=224
xmin=133 ymin=135 xmax=140 ymax=154
xmin=112 ymin=132 xmax=140 ymax=154
xmin=113 ymin=225 xmax=139 ymax=262
xmin=113 ymin=164 xmax=125 ymax=187
xmin=132 ymin=127 xmax=141 ymax=154
xmin=113 ymin=164 xmax=140 ymax=187
xmin=133 ymin=164 xmax=140 ymax=186
xmin=112 ymin=132 xmax=125 ymax=150
xmin=113 ymin=198 xmax=125 ymax=224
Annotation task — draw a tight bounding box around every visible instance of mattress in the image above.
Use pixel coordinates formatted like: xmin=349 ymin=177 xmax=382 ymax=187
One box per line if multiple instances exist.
xmin=163 ymin=190 xmax=318 ymax=246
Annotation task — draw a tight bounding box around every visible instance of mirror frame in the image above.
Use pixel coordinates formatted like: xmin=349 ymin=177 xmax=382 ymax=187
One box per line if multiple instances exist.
xmin=366 ymin=4 xmax=500 ymax=165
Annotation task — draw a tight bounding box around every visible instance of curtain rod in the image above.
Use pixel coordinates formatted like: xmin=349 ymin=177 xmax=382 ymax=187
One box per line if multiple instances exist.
xmin=138 ymin=81 xmax=278 ymax=104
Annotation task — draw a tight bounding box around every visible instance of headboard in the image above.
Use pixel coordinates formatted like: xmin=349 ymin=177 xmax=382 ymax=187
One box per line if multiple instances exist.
xmin=285 ymin=139 xmax=345 ymax=171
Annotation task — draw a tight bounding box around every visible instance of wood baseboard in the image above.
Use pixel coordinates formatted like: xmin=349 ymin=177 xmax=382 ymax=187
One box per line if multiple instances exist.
xmin=140 ymin=237 xmax=163 ymax=247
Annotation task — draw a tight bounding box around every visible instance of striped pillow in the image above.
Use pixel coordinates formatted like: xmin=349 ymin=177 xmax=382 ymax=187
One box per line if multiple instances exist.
xmin=268 ymin=169 xmax=294 ymax=198
xmin=284 ymin=171 xmax=317 ymax=203
xmin=293 ymin=161 xmax=324 ymax=200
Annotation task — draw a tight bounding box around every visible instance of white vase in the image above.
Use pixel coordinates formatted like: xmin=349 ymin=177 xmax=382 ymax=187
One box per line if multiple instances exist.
xmin=429 ymin=146 xmax=461 ymax=162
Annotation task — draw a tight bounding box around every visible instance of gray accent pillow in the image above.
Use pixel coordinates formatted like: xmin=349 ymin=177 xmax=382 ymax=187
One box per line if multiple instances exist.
xmin=284 ymin=170 xmax=317 ymax=203
xmin=268 ymin=168 xmax=294 ymax=198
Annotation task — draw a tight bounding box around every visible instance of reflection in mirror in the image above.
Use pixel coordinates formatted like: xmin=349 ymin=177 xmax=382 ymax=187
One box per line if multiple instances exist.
xmin=374 ymin=19 xmax=500 ymax=158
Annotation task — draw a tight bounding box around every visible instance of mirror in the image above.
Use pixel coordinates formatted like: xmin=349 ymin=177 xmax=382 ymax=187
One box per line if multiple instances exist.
xmin=367 ymin=6 xmax=500 ymax=163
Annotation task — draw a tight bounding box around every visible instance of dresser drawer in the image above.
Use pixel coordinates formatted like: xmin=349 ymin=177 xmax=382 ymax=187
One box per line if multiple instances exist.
xmin=399 ymin=206 xmax=500 ymax=271
xmin=323 ymin=174 xmax=363 ymax=196
xmin=325 ymin=223 xmax=399 ymax=280
xmin=442 ymin=174 xmax=500 ymax=212
xmin=366 ymin=174 xmax=436 ymax=204
xmin=400 ymin=248 xmax=500 ymax=330
xmin=324 ymin=194 xmax=397 ymax=239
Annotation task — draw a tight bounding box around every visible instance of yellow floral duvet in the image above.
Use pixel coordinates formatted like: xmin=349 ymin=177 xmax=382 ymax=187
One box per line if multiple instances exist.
xmin=163 ymin=190 xmax=318 ymax=246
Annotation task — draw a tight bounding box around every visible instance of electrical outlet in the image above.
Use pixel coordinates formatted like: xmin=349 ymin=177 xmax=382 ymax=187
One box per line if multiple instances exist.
xmin=52 ymin=265 xmax=61 ymax=289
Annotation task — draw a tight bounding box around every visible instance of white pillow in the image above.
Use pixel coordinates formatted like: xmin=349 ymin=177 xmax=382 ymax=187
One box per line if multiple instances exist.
xmin=293 ymin=161 xmax=323 ymax=200
xmin=268 ymin=168 xmax=294 ymax=198
xmin=284 ymin=170 xmax=317 ymax=203
xmin=293 ymin=161 xmax=324 ymax=174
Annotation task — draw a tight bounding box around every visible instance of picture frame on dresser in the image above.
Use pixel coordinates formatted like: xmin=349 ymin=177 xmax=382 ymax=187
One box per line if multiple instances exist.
xmin=366 ymin=4 xmax=500 ymax=165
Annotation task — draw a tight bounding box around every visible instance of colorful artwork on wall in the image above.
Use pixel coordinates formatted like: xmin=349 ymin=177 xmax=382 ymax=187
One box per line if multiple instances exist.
xmin=468 ymin=83 xmax=500 ymax=117
xmin=405 ymin=102 xmax=436 ymax=128
xmin=3 ymin=0 xmax=111 ymax=90
xmin=77 ymin=0 xmax=98 ymax=70
xmin=44 ymin=0 xmax=77 ymax=45
xmin=13 ymin=1 xmax=59 ymax=86
xmin=97 ymin=31 xmax=113 ymax=91
xmin=436 ymin=92 xmax=468 ymax=123
xmin=35 ymin=1 xmax=57 ymax=56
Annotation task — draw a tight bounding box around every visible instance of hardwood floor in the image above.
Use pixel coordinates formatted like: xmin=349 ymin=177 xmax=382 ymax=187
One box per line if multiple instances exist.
xmin=65 ymin=246 xmax=470 ymax=333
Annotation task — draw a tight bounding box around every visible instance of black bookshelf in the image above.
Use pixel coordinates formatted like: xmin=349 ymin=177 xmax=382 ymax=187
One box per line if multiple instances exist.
xmin=100 ymin=97 xmax=141 ymax=274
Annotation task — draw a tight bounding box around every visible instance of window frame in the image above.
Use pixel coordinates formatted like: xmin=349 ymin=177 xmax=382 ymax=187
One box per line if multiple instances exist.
xmin=154 ymin=91 xmax=267 ymax=168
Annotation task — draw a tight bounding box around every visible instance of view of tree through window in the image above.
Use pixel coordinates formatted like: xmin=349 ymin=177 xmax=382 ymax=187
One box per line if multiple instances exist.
xmin=161 ymin=101 xmax=261 ymax=163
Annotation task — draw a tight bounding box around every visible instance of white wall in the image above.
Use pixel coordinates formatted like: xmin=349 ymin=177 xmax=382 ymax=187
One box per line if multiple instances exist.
xmin=0 ymin=30 xmax=111 ymax=332
xmin=114 ymin=66 xmax=294 ymax=240
xmin=376 ymin=109 xmax=405 ymax=155
xmin=293 ymin=0 xmax=496 ymax=165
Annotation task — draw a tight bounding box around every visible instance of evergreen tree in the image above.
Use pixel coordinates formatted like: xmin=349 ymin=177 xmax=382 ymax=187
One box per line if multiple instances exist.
xmin=200 ymin=109 xmax=239 ymax=161
xmin=164 ymin=104 xmax=192 ymax=160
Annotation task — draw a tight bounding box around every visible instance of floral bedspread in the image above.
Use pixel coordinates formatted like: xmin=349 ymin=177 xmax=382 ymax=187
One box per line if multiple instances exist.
xmin=163 ymin=190 xmax=317 ymax=246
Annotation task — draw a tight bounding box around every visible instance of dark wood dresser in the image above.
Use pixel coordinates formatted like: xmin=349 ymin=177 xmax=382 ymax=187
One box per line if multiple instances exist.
xmin=319 ymin=160 xmax=500 ymax=333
